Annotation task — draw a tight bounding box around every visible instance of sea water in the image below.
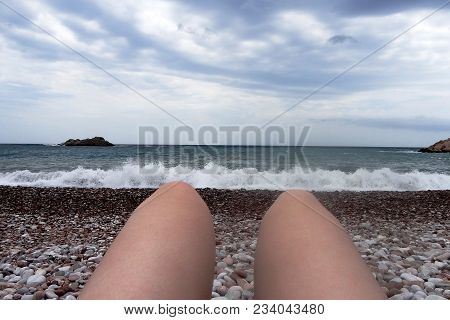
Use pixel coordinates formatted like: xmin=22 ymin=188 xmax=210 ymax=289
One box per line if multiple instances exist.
xmin=0 ymin=144 xmax=449 ymax=190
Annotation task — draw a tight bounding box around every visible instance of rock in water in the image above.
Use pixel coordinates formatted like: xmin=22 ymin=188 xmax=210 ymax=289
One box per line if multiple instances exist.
xmin=418 ymin=138 xmax=450 ymax=153
xmin=61 ymin=137 xmax=114 ymax=147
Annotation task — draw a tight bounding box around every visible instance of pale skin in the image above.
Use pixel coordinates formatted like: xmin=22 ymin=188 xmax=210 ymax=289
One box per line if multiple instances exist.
xmin=79 ymin=181 xmax=386 ymax=300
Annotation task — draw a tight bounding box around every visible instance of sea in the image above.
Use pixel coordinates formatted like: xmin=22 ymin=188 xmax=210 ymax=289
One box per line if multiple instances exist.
xmin=0 ymin=144 xmax=449 ymax=191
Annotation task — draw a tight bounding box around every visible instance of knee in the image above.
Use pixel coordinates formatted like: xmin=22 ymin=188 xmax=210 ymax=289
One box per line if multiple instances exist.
xmin=158 ymin=181 xmax=205 ymax=204
xmin=278 ymin=189 xmax=315 ymax=202
xmin=261 ymin=189 xmax=317 ymax=219
xmin=160 ymin=181 xmax=196 ymax=193
xmin=145 ymin=181 xmax=199 ymax=204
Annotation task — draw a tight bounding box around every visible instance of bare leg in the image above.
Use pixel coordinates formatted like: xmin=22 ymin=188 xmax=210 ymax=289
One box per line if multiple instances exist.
xmin=79 ymin=181 xmax=215 ymax=300
xmin=255 ymin=190 xmax=386 ymax=300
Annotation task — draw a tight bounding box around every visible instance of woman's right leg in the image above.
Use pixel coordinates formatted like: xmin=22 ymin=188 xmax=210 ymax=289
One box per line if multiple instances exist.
xmin=79 ymin=181 xmax=215 ymax=300
xmin=254 ymin=190 xmax=386 ymax=300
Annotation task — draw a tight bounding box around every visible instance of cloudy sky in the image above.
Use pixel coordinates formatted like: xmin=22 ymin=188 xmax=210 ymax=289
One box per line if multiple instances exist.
xmin=0 ymin=0 xmax=449 ymax=146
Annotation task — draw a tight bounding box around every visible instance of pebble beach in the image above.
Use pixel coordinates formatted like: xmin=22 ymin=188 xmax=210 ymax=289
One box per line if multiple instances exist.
xmin=0 ymin=186 xmax=449 ymax=300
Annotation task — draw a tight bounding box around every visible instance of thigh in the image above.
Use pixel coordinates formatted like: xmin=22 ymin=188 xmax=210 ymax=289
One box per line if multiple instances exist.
xmin=79 ymin=181 xmax=216 ymax=300
xmin=254 ymin=190 xmax=385 ymax=300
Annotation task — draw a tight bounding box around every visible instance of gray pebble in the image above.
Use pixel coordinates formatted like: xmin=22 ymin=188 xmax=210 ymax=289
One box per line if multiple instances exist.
xmin=35 ymin=269 xmax=47 ymax=276
xmin=242 ymin=290 xmax=254 ymax=300
xmin=45 ymin=290 xmax=58 ymax=299
xmin=425 ymin=295 xmax=446 ymax=300
xmin=21 ymin=269 xmax=34 ymax=280
xmin=443 ymin=290 xmax=450 ymax=299
xmin=27 ymin=275 xmax=46 ymax=286
xmin=17 ymin=287 xmax=29 ymax=295
xmin=390 ymin=292 xmax=413 ymax=300
xmin=412 ymin=291 xmax=427 ymax=300
xmin=410 ymin=285 xmax=422 ymax=293
xmin=225 ymin=286 xmax=243 ymax=300
xmin=217 ymin=272 xmax=227 ymax=280
xmin=400 ymin=273 xmax=424 ymax=283
xmin=424 ymin=282 xmax=435 ymax=292
xmin=58 ymin=266 xmax=71 ymax=272
xmin=8 ymin=275 xmax=21 ymax=283
xmin=212 ymin=280 xmax=221 ymax=292
xmin=87 ymin=255 xmax=102 ymax=263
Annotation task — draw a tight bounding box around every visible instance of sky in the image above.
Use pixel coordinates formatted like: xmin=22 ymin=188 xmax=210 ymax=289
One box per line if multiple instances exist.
xmin=0 ymin=0 xmax=449 ymax=146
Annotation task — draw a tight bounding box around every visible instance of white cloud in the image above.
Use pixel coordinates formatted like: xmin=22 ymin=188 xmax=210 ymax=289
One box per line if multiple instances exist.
xmin=1 ymin=0 xmax=449 ymax=146
xmin=275 ymin=11 xmax=332 ymax=44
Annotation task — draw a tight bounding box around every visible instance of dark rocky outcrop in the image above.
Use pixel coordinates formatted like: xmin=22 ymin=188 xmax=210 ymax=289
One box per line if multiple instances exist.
xmin=419 ymin=138 xmax=450 ymax=153
xmin=61 ymin=137 xmax=114 ymax=147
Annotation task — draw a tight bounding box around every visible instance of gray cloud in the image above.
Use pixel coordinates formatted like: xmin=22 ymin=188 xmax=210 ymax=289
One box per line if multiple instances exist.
xmin=334 ymin=0 xmax=449 ymax=16
xmin=328 ymin=35 xmax=357 ymax=44
xmin=322 ymin=117 xmax=450 ymax=132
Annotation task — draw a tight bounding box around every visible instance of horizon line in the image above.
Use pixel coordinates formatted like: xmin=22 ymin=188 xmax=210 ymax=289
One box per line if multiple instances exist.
xmin=0 ymin=143 xmax=424 ymax=149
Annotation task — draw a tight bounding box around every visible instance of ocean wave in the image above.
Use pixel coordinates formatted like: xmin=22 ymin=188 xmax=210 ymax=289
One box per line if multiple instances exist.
xmin=0 ymin=163 xmax=449 ymax=191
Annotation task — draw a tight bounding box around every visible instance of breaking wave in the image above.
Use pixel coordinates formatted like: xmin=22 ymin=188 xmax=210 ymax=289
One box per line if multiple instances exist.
xmin=0 ymin=163 xmax=449 ymax=191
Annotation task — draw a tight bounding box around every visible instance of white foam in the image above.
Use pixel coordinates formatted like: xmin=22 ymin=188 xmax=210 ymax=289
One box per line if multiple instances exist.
xmin=0 ymin=163 xmax=449 ymax=191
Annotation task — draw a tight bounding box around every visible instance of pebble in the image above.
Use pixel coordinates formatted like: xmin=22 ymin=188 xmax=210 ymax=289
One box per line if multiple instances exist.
xmin=17 ymin=260 xmax=28 ymax=268
xmin=9 ymin=275 xmax=21 ymax=283
xmin=45 ymin=290 xmax=58 ymax=299
xmin=68 ymin=273 xmax=81 ymax=282
xmin=59 ymin=266 xmax=71 ymax=272
xmin=17 ymin=287 xmax=29 ymax=295
xmin=234 ymin=269 xmax=247 ymax=278
xmin=390 ymin=292 xmax=413 ymax=300
xmin=443 ymin=290 xmax=450 ymax=299
xmin=424 ymin=282 xmax=435 ymax=292
xmin=223 ymin=256 xmax=234 ymax=266
xmin=374 ymin=249 xmax=389 ymax=259
xmin=26 ymin=275 xmax=46 ymax=286
xmin=359 ymin=222 xmax=372 ymax=229
xmin=425 ymin=295 xmax=446 ymax=300
xmin=235 ymin=253 xmax=254 ymax=263
xmin=21 ymin=269 xmax=34 ymax=280
xmin=225 ymin=286 xmax=243 ymax=300
xmin=33 ymin=291 xmax=45 ymax=300
xmin=410 ymin=285 xmax=422 ymax=293
xmin=216 ymin=286 xmax=228 ymax=296
xmin=427 ymin=278 xmax=444 ymax=285
xmin=435 ymin=252 xmax=450 ymax=261
xmin=400 ymin=273 xmax=424 ymax=283
xmin=242 ymin=290 xmax=254 ymax=300
xmin=418 ymin=264 xmax=438 ymax=279
xmin=35 ymin=269 xmax=47 ymax=276
xmin=412 ymin=291 xmax=427 ymax=300
xmin=87 ymin=255 xmax=102 ymax=263
xmin=212 ymin=280 xmax=221 ymax=292
xmin=216 ymin=262 xmax=227 ymax=269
